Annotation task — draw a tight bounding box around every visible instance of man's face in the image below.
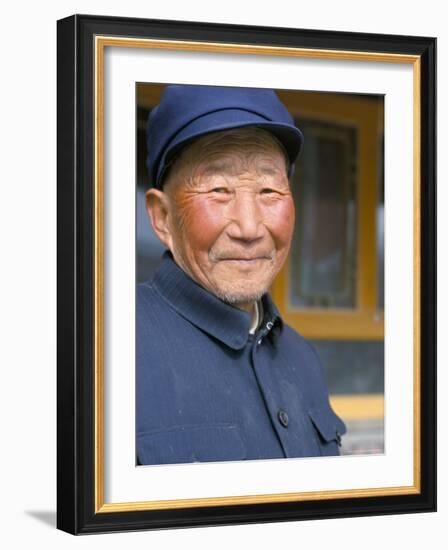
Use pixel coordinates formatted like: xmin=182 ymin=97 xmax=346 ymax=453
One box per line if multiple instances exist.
xmin=147 ymin=128 xmax=295 ymax=309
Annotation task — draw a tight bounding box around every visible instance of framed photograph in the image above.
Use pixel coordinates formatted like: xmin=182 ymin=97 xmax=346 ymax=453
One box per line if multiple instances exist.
xmin=57 ymin=14 xmax=436 ymax=534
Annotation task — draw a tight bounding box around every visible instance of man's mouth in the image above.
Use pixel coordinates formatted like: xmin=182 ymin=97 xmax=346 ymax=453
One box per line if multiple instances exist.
xmin=209 ymin=250 xmax=275 ymax=266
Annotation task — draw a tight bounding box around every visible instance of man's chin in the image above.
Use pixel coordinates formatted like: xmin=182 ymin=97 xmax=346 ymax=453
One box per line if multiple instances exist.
xmin=212 ymin=285 xmax=269 ymax=306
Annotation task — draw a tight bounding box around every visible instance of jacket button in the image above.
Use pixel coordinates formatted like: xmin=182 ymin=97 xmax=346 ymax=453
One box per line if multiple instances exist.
xmin=278 ymin=409 xmax=289 ymax=428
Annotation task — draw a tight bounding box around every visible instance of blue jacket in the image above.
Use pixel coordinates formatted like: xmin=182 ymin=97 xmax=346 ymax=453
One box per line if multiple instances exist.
xmin=136 ymin=251 xmax=346 ymax=465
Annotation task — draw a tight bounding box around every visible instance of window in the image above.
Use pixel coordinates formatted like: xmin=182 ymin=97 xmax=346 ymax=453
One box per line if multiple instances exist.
xmin=271 ymin=90 xmax=384 ymax=341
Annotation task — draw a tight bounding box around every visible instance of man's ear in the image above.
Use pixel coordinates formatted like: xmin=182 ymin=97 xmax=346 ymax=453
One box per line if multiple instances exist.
xmin=145 ymin=188 xmax=174 ymax=251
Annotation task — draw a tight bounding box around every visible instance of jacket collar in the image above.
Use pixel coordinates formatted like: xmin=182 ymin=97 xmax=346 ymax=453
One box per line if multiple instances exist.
xmin=151 ymin=250 xmax=283 ymax=350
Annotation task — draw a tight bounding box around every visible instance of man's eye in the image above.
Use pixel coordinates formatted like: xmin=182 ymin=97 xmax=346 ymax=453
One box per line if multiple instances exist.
xmin=260 ymin=188 xmax=277 ymax=194
xmin=210 ymin=187 xmax=230 ymax=194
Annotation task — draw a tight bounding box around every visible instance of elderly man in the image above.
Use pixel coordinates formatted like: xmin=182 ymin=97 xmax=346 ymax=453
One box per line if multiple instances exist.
xmin=137 ymin=85 xmax=346 ymax=465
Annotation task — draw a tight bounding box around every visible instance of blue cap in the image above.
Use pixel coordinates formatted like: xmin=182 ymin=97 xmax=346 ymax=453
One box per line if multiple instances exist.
xmin=146 ymin=85 xmax=304 ymax=189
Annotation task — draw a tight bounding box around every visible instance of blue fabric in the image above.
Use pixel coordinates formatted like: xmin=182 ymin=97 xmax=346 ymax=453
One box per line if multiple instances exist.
xmin=136 ymin=251 xmax=346 ymax=465
xmin=146 ymin=85 xmax=304 ymax=189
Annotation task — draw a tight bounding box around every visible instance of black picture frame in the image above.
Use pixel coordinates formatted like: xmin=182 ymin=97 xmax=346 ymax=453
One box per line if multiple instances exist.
xmin=57 ymin=13 xmax=436 ymax=535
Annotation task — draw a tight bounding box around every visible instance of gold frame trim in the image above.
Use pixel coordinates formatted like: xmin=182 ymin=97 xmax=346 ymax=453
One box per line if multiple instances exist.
xmin=94 ymin=36 xmax=421 ymax=513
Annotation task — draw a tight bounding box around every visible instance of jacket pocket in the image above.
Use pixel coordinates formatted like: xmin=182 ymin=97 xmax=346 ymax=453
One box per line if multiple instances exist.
xmin=308 ymin=406 xmax=347 ymax=457
xmin=137 ymin=423 xmax=247 ymax=465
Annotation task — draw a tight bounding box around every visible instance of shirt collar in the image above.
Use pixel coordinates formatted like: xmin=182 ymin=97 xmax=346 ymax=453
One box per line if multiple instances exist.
xmin=151 ymin=250 xmax=283 ymax=350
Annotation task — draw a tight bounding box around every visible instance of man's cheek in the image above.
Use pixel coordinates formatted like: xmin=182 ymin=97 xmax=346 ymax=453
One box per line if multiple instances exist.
xmin=266 ymin=200 xmax=295 ymax=244
xmin=182 ymin=201 xmax=224 ymax=248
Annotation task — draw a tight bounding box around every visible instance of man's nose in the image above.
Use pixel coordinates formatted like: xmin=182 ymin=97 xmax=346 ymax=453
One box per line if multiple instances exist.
xmin=226 ymin=191 xmax=264 ymax=242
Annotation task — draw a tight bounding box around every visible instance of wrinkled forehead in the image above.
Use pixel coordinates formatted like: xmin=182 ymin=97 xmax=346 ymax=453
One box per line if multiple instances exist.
xmin=164 ymin=127 xmax=290 ymax=185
